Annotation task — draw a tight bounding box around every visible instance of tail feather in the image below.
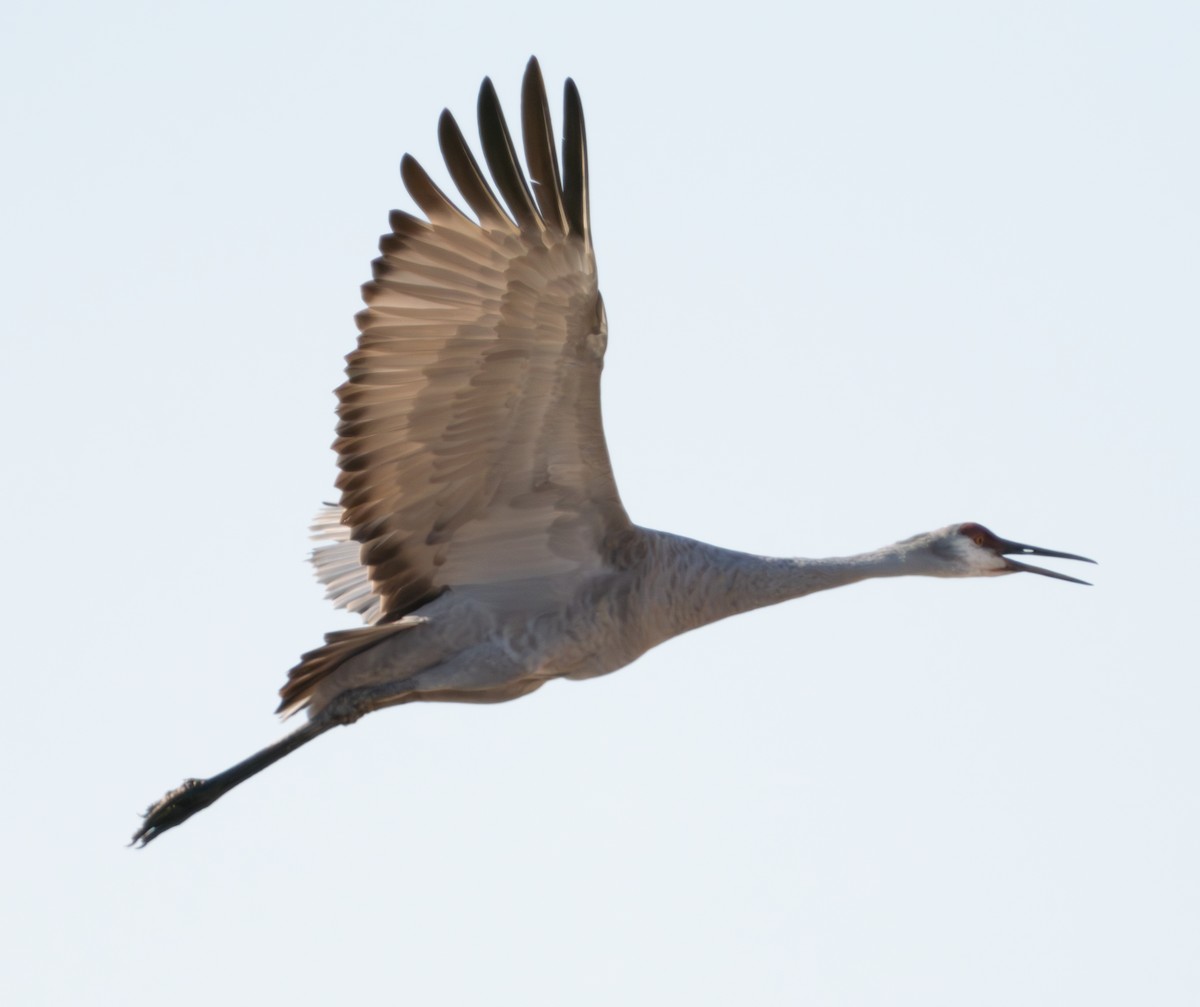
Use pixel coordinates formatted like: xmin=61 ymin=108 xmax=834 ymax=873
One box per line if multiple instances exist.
xmin=277 ymin=617 xmax=426 ymax=718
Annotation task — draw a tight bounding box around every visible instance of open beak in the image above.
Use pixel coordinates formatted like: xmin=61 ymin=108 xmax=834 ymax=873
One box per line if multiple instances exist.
xmin=994 ymin=536 xmax=1097 ymax=585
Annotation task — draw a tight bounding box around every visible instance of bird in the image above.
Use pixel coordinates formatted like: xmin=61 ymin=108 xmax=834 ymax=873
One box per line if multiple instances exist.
xmin=131 ymin=57 xmax=1094 ymax=846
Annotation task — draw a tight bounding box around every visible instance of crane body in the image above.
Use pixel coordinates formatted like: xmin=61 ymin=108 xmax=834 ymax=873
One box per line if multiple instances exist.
xmin=132 ymin=60 xmax=1092 ymax=846
xmin=304 ymin=529 xmax=907 ymax=715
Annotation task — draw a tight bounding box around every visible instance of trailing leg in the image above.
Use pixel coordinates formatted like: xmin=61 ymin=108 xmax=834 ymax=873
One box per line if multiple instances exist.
xmin=130 ymin=717 xmax=332 ymax=847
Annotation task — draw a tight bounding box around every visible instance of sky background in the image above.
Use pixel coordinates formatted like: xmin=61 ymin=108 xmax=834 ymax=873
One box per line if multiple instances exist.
xmin=3 ymin=1 xmax=1197 ymax=1003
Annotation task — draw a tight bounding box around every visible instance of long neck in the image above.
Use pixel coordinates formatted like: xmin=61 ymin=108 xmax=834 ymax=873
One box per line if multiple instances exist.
xmin=642 ymin=530 xmax=939 ymax=637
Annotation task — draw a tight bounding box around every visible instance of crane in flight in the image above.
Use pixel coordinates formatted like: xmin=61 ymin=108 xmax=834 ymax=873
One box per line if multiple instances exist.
xmin=132 ymin=58 xmax=1093 ymax=846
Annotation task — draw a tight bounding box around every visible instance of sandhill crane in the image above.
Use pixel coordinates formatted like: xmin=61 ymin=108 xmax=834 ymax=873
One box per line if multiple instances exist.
xmin=131 ymin=58 xmax=1093 ymax=846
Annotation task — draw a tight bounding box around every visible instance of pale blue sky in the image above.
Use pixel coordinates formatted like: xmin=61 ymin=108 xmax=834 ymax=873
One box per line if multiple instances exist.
xmin=3 ymin=1 xmax=1197 ymax=1004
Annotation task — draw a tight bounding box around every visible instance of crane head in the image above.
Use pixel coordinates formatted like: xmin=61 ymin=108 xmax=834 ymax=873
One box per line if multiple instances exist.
xmin=937 ymin=522 xmax=1096 ymax=584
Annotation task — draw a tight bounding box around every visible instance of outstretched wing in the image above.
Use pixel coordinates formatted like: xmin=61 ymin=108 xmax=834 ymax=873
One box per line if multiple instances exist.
xmin=328 ymin=58 xmax=629 ymax=624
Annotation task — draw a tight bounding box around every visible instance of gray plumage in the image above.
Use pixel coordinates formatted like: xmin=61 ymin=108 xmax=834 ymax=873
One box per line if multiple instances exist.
xmin=132 ymin=59 xmax=1093 ymax=846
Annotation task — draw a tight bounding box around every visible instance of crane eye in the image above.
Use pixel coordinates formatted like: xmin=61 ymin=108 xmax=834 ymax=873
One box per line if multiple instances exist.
xmin=973 ymin=534 xmax=986 ymax=546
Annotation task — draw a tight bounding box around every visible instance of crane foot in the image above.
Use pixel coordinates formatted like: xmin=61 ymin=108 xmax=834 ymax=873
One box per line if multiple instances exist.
xmin=130 ymin=778 xmax=219 ymax=847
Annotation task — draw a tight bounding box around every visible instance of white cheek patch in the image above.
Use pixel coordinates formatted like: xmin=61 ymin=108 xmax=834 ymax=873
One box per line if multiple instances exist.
xmin=953 ymin=535 xmax=1009 ymax=575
